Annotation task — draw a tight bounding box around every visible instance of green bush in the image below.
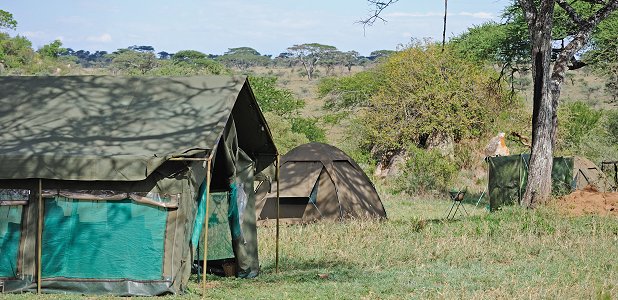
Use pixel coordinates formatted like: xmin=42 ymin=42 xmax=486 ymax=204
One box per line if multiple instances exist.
xmin=607 ymin=110 xmax=618 ymax=144
xmin=392 ymin=145 xmax=458 ymax=195
xmin=558 ymin=101 xmax=602 ymax=149
xmin=318 ymin=70 xmax=385 ymax=110
xmin=290 ymin=117 xmax=326 ymax=143
xmin=262 ymin=112 xmax=309 ymax=154
xmin=249 ymin=76 xmax=304 ymax=117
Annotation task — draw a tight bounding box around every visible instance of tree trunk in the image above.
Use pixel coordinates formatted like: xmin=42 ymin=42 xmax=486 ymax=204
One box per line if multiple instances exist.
xmin=521 ymin=0 xmax=555 ymax=208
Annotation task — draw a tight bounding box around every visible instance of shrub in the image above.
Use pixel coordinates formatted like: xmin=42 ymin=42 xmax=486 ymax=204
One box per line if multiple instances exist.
xmin=290 ymin=117 xmax=326 ymax=143
xmin=249 ymin=76 xmax=304 ymax=117
xmin=392 ymin=145 xmax=458 ymax=195
xmin=557 ymin=101 xmax=602 ymax=150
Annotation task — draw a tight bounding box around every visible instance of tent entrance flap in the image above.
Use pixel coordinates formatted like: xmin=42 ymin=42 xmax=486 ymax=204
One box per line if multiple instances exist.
xmin=197 ymin=192 xmax=234 ymax=261
xmin=259 ymin=197 xmax=309 ymax=220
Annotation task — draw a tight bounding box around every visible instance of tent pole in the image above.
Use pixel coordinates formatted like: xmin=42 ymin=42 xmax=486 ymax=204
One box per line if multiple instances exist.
xmin=36 ymin=179 xmax=43 ymax=294
xmin=202 ymin=158 xmax=213 ymax=297
xmin=275 ymin=155 xmax=280 ymax=273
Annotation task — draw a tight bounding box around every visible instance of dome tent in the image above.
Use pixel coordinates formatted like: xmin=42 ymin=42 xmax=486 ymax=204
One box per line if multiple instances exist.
xmin=256 ymin=143 xmax=386 ymax=223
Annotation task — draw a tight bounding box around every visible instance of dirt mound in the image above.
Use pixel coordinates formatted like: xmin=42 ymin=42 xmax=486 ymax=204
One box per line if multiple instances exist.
xmin=552 ymin=185 xmax=618 ymax=216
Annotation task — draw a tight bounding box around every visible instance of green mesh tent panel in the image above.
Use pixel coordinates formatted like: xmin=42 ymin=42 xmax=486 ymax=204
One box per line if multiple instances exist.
xmin=197 ymin=192 xmax=234 ymax=261
xmin=41 ymin=197 xmax=167 ymax=280
xmin=0 ymin=206 xmax=22 ymax=278
xmin=191 ymin=180 xmax=207 ymax=249
xmin=488 ymin=155 xmax=574 ymax=211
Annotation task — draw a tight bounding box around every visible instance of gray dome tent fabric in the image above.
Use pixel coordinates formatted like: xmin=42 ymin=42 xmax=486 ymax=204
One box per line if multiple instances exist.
xmin=255 ymin=143 xmax=386 ymax=223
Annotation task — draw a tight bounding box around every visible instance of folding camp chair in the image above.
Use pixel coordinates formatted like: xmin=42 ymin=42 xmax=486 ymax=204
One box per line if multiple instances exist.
xmin=446 ymin=188 xmax=469 ymax=219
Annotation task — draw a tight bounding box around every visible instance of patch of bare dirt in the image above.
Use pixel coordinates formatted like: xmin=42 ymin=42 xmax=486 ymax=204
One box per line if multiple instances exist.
xmin=552 ymin=185 xmax=618 ymax=216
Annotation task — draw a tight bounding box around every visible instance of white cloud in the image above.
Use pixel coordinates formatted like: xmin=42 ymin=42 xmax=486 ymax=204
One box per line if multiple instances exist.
xmin=86 ymin=33 xmax=112 ymax=43
xmin=386 ymin=11 xmax=494 ymax=19
xmin=459 ymin=12 xmax=494 ymax=19
xmin=386 ymin=12 xmax=443 ymax=18
xmin=22 ymin=31 xmax=46 ymax=39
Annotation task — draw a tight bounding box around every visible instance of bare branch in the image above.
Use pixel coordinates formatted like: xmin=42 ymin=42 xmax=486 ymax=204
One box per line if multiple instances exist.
xmin=584 ymin=0 xmax=618 ymax=28
xmin=358 ymin=0 xmax=400 ymax=28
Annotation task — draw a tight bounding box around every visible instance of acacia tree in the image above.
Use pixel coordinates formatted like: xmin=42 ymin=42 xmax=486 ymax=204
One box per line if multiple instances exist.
xmin=216 ymin=47 xmax=271 ymax=70
xmin=517 ymin=0 xmax=618 ymax=207
xmin=287 ymin=43 xmax=337 ymax=80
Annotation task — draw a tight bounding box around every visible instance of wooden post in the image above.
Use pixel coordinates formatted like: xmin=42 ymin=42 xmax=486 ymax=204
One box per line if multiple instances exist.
xmin=275 ymin=155 xmax=280 ymax=273
xmin=202 ymin=158 xmax=212 ymax=297
xmin=37 ymin=179 xmax=43 ymax=294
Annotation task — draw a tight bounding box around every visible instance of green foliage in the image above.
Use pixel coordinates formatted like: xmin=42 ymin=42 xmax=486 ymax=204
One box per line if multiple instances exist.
xmin=262 ymin=112 xmax=309 ymax=154
xmin=216 ymin=47 xmax=271 ymax=70
xmin=38 ymin=40 xmax=66 ymax=58
xmin=451 ymin=21 xmax=508 ymax=63
xmin=318 ymin=70 xmax=385 ymax=109
xmin=392 ymin=145 xmax=458 ymax=194
xmin=287 ymin=43 xmax=338 ymax=80
xmin=0 ymin=33 xmax=34 ymax=69
xmin=250 ymin=76 xmax=325 ymax=150
xmin=606 ymin=110 xmax=618 ymax=144
xmin=0 ymin=9 xmax=17 ymax=30
xmin=249 ymin=76 xmax=304 ymax=116
xmin=362 ymin=44 xmax=511 ymax=152
xmin=555 ymin=102 xmax=618 ymax=163
xmin=110 ymin=48 xmax=157 ymax=75
xmin=290 ymin=117 xmax=326 ymax=143
xmin=369 ymin=49 xmax=396 ymax=60
xmin=558 ymin=101 xmax=602 ymax=149
xmin=450 ymin=18 xmax=529 ymax=82
xmin=170 ymin=50 xmax=226 ymax=75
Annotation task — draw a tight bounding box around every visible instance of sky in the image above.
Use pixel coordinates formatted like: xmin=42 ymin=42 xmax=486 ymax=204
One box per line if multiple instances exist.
xmin=3 ymin=0 xmax=511 ymax=56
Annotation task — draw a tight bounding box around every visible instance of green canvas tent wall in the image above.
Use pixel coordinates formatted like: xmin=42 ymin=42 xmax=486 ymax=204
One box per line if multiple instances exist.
xmin=487 ymin=154 xmax=610 ymax=211
xmin=0 ymin=76 xmax=277 ymax=296
xmin=255 ymin=143 xmax=386 ymax=224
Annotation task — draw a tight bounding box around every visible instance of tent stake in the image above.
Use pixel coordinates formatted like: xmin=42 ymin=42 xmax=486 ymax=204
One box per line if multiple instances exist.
xmin=202 ymin=158 xmax=213 ymax=297
xmin=36 ymin=179 xmax=43 ymax=294
xmin=275 ymin=155 xmax=280 ymax=273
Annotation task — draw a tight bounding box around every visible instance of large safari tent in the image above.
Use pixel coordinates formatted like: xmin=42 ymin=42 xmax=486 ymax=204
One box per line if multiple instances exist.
xmin=0 ymin=76 xmax=277 ymax=295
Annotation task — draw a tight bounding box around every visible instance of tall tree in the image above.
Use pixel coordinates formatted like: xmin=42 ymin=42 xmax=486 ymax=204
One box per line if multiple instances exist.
xmin=110 ymin=48 xmax=157 ymax=75
xmin=216 ymin=47 xmax=270 ymax=70
xmin=287 ymin=43 xmax=337 ymax=80
xmin=38 ymin=39 xmax=67 ymax=58
xmin=517 ymin=0 xmax=618 ymax=207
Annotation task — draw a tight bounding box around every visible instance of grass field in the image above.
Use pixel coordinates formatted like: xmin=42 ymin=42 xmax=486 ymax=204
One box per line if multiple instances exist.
xmin=3 ymin=193 xmax=618 ymax=300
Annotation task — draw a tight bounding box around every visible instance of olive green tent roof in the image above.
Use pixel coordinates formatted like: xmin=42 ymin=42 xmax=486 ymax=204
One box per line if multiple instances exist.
xmin=0 ymin=75 xmax=276 ymax=181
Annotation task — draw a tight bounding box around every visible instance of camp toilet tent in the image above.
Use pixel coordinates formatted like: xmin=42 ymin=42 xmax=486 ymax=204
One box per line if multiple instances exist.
xmin=0 ymin=76 xmax=277 ymax=295
xmin=573 ymin=156 xmax=614 ymax=192
xmin=255 ymin=143 xmax=386 ymax=223
xmin=488 ymin=154 xmax=613 ymax=210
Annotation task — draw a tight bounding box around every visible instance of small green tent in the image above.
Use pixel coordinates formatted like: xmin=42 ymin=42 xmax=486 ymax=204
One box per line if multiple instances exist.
xmin=255 ymin=143 xmax=387 ymax=223
xmin=0 ymin=76 xmax=276 ymax=295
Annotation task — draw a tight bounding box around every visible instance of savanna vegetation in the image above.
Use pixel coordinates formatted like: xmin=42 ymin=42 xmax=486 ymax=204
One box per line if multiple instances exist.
xmin=1 ymin=1 xmax=618 ymax=298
